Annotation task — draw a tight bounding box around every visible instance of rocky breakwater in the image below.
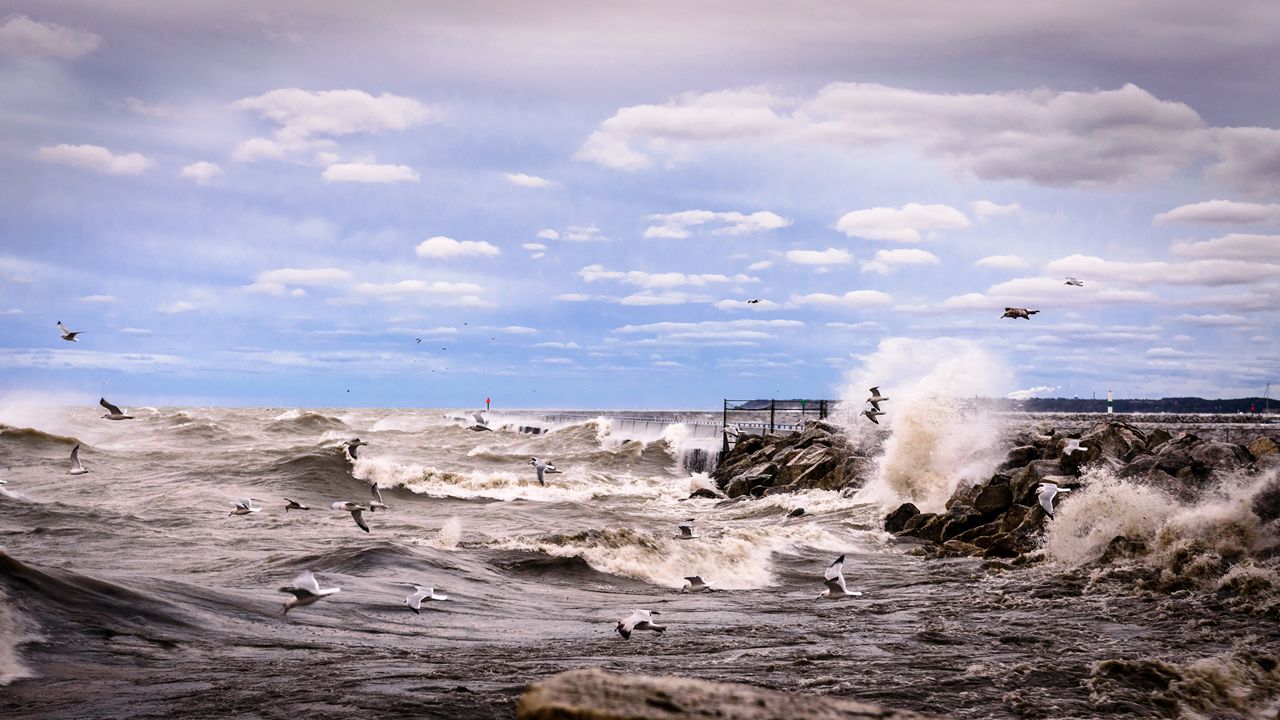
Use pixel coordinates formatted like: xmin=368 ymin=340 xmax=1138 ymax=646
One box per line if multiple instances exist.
xmin=710 ymin=421 xmax=874 ymax=498
xmin=886 ymin=420 xmax=1280 ymax=560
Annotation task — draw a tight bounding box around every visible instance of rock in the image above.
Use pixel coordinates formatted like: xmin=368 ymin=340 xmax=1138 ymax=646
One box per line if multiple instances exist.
xmin=515 ymin=668 xmax=938 ymax=720
xmin=940 ymin=504 xmax=987 ymax=541
xmin=940 ymin=539 xmax=983 ymax=557
xmin=779 ymin=445 xmax=841 ymax=487
xmin=1121 ymin=454 xmax=1158 ymax=478
xmin=1146 ymin=428 xmax=1173 ymax=451
xmin=884 ymin=503 xmax=920 ymax=533
xmin=787 ymin=508 xmax=806 ymax=518
xmin=1009 ymin=459 xmax=1066 ymax=502
xmin=1078 ymin=421 xmax=1148 ymax=465
xmin=1249 ymin=437 xmax=1279 ymax=459
xmin=972 ymin=476 xmax=1014 ymax=516
xmin=999 ymin=445 xmax=1041 ymax=470
xmin=1190 ymin=441 xmax=1251 ymax=476
xmin=1254 ymin=478 xmax=1280 ymax=524
xmin=900 ymin=511 xmax=935 ymax=536
xmin=687 ymin=488 xmax=722 ymax=500
xmin=909 ymin=513 xmax=947 ymax=543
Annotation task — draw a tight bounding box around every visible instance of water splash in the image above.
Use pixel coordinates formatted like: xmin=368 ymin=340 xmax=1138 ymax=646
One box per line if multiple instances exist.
xmin=840 ymin=337 xmax=1011 ymax=512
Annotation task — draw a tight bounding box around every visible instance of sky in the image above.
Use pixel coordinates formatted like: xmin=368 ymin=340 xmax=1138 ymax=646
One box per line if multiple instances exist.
xmin=1 ymin=1 xmax=1278 ymax=408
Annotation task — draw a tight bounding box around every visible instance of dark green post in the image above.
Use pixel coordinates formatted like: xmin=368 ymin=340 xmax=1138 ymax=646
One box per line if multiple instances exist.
xmin=769 ymin=399 xmax=776 ymax=434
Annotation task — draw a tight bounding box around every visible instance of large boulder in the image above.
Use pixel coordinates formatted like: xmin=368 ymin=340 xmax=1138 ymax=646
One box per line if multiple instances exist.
xmin=885 ymin=503 xmax=920 ymax=533
xmin=775 ymin=444 xmax=839 ymax=485
xmin=1078 ymin=421 xmax=1147 ymax=465
xmin=999 ymin=445 xmax=1041 ymax=470
xmin=1009 ymin=459 xmax=1066 ymax=502
xmin=516 ymin=668 xmax=938 ymax=720
xmin=1248 ymin=436 xmax=1279 ymax=459
xmin=1190 ymin=441 xmax=1251 ymax=476
xmin=1254 ymin=477 xmax=1280 ymax=524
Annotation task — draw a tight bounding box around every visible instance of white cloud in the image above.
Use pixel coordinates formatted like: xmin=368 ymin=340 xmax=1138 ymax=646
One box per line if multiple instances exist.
xmin=619 ymin=290 xmax=710 ymax=305
xmin=0 ymin=14 xmax=100 ymax=59
xmin=536 ymin=229 xmax=560 ymax=240
xmin=120 ymin=327 xmax=151 ymax=336
xmin=1171 ymin=233 xmax=1280 ymax=261
xmin=785 ymin=248 xmax=852 ymax=265
xmin=714 ymin=299 xmax=782 ymax=312
xmin=322 ymin=162 xmax=419 ymax=183
xmin=578 ymin=264 xmax=754 ymax=288
xmin=554 ymin=293 xmax=596 ymax=302
xmin=533 ymin=341 xmax=581 ymax=349
xmin=792 ymin=290 xmax=892 ymax=309
xmin=974 ymin=254 xmax=1031 ymax=270
xmin=836 ymin=203 xmax=970 ymax=242
xmin=1208 ymin=127 xmax=1280 ymax=200
xmin=861 ymin=248 xmax=941 ymax=274
xmin=613 ymin=318 xmax=805 ymax=345
xmin=643 ymin=210 xmax=791 ymax=239
xmin=501 ymin=325 xmax=538 ymax=335
xmin=158 ymin=301 xmax=197 ymax=315
xmin=415 ymin=236 xmax=500 ymax=259
xmin=179 ymin=161 xmax=223 ymax=184
xmin=940 ymin=277 xmax=1157 ymax=310
xmin=1007 ymin=385 xmax=1058 ymax=400
xmin=1154 ymin=199 xmax=1280 ymax=225
xmin=523 ymin=243 xmax=547 ymax=254
xmin=1046 ymin=254 xmax=1280 ymax=286
xmin=121 ymin=97 xmax=172 ymax=118
xmin=747 ymin=260 xmax=774 ymax=271
xmin=1145 ymin=347 xmax=1194 ymax=358
xmin=80 ymin=294 xmax=115 ymax=303
xmin=504 ymin=172 xmax=554 ymax=188
xmin=1174 ymin=313 xmax=1251 ymax=327
xmin=38 ymin=144 xmax=153 ymax=175
xmin=1 ymin=309 xmax=22 ymax=316
xmin=232 ymin=89 xmax=433 ymax=164
xmin=246 ymin=267 xmax=352 ymax=295
xmin=581 ymin=83 xmax=1210 ymax=187
xmin=355 ymin=280 xmax=485 ymax=297
xmin=564 ymin=225 xmax=605 ymax=242
xmin=971 ymin=200 xmax=1021 ymax=220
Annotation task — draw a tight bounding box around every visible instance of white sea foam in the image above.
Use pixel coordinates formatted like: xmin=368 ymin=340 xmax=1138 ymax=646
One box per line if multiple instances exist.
xmin=840 ymin=337 xmax=1010 ymax=513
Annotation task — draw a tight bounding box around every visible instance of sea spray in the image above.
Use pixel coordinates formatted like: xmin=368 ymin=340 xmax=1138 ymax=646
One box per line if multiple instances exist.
xmin=840 ymin=337 xmax=1011 ymax=512
xmin=0 ymin=589 xmax=36 ymax=686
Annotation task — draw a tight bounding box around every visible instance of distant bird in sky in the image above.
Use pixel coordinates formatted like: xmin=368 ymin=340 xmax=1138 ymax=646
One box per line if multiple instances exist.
xmin=747 ymin=299 xmax=761 ymax=304
xmin=676 ymin=519 xmax=699 ymax=539
xmin=616 ymin=609 xmax=665 ymax=640
xmin=228 ymin=498 xmax=260 ymax=516
xmin=332 ymin=500 xmax=370 ymax=532
xmin=529 ymin=457 xmax=559 ymax=486
xmin=1065 ymin=277 xmax=1085 ymax=287
xmin=68 ymin=444 xmax=89 ymax=475
xmin=1001 ymin=307 xmax=1040 ymax=320
xmin=280 ymin=570 xmax=340 ymax=614
xmin=1036 ymin=482 xmax=1071 ymax=518
xmin=344 ymin=438 xmax=368 ymax=459
xmin=99 ymin=398 xmax=133 ymax=420
xmin=818 ymin=554 xmax=862 ymax=599
xmin=284 ymin=498 xmax=310 ymax=511
xmin=56 ymin=321 xmax=82 ymax=342
xmin=416 ymin=338 xmax=422 ymax=343
xmin=369 ymin=483 xmax=390 ymax=512
xmin=405 ymin=585 xmax=448 ymax=613
xmin=681 ymin=576 xmax=712 ymax=593
xmin=863 ymin=409 xmax=885 ymax=424
xmin=866 ymin=386 xmax=889 ymax=411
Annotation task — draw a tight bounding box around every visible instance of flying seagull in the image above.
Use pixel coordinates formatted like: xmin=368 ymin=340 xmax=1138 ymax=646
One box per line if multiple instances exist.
xmin=1001 ymin=307 xmax=1040 ymax=320
xmin=279 ymin=570 xmax=340 ymax=614
xmin=676 ymin=519 xmax=699 ymax=540
xmin=863 ymin=409 xmax=885 ymax=424
xmin=68 ymin=444 xmax=89 ymax=475
xmin=818 ymin=554 xmax=862 ymax=599
xmin=746 ymin=299 xmax=761 ymax=304
xmin=867 ymin=386 xmax=889 ymax=411
xmin=405 ymin=585 xmax=448 ymax=613
xmin=344 ymin=438 xmax=368 ymax=460
xmin=228 ymin=497 xmax=260 ymax=516
xmin=332 ymin=501 xmax=370 ymax=532
xmin=529 ymin=457 xmax=560 ymax=486
xmin=57 ymin=321 xmax=82 ymax=342
xmin=284 ymin=498 xmax=310 ymax=511
xmin=470 ymin=411 xmax=492 ymax=432
xmin=369 ymin=483 xmax=390 ymax=512
xmin=1036 ymin=482 xmax=1071 ymax=519
xmin=616 ymin=609 xmax=665 ymax=640
xmin=1061 ymin=439 xmax=1087 ymax=456
xmin=1064 ymin=277 xmax=1085 ymax=287
xmin=681 ymin=576 xmax=713 ymax=593
xmin=99 ymin=398 xmax=134 ymax=420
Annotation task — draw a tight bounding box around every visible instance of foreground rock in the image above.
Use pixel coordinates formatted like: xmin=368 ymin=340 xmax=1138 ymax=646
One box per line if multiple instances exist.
xmin=516 ymin=668 xmax=938 ymax=720
xmin=889 ymin=420 xmax=1280 ymax=560
xmin=711 ymin=421 xmax=872 ymax=498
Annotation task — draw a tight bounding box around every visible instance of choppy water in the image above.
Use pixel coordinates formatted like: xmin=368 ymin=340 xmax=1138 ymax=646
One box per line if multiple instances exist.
xmin=1 ymin=406 xmax=1277 ymax=719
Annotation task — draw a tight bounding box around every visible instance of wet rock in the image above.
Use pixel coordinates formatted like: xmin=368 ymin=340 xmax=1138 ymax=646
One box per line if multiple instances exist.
xmin=787 ymin=507 xmax=806 ymax=518
xmin=972 ymin=476 xmax=1013 ymax=516
xmin=884 ymin=503 xmax=920 ymax=533
xmin=1254 ymin=477 xmax=1280 ymax=524
xmin=940 ymin=504 xmax=987 ymax=541
xmin=1248 ymin=436 xmax=1279 ymax=459
xmin=1146 ymin=428 xmax=1173 ymax=451
xmin=516 ymin=668 xmax=938 ymax=720
xmin=1078 ymin=420 xmax=1147 ymax=465
xmin=1010 ymin=459 xmax=1066 ymax=502
xmin=999 ymin=445 xmax=1041 ymax=470
xmin=713 ymin=420 xmax=866 ymax=498
xmin=1190 ymin=441 xmax=1251 ymax=475
xmin=909 ymin=513 xmax=947 ymax=543
xmin=687 ymin=488 xmax=722 ymax=500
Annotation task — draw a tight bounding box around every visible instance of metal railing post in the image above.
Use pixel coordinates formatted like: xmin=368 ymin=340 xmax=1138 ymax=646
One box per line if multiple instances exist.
xmin=722 ymin=399 xmax=730 ymax=455
xmin=769 ymin=399 xmax=775 ymax=435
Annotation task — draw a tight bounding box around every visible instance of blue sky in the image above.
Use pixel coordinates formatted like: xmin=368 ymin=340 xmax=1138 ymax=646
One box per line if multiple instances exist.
xmin=1 ymin=2 xmax=1278 ymax=408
